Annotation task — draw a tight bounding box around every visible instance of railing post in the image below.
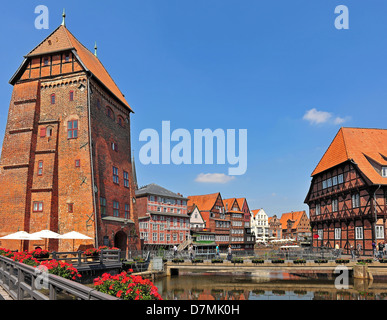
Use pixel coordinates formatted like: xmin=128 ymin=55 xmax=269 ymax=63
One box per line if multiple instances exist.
xmin=100 ymin=250 xmax=104 ymax=264
xmin=78 ymin=251 xmax=82 ymax=266
xmin=52 ymin=251 xmax=57 ymax=260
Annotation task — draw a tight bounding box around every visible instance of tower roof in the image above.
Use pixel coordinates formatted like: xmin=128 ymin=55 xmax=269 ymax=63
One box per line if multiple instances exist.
xmin=311 ymin=127 xmax=387 ymax=184
xmin=11 ymin=24 xmax=132 ymax=112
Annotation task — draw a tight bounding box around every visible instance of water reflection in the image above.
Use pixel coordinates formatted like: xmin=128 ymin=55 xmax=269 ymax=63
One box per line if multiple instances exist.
xmin=154 ymin=273 xmax=387 ymax=300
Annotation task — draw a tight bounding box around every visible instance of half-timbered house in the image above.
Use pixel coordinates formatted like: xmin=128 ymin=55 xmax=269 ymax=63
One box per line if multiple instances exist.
xmin=305 ymin=128 xmax=387 ymax=255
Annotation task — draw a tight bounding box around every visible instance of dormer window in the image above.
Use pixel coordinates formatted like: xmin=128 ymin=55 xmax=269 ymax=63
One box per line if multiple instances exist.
xmin=382 ymin=167 xmax=387 ymax=177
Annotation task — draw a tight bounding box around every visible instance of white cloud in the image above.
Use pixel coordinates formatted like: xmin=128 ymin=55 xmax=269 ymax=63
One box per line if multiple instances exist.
xmin=303 ymin=108 xmax=332 ymax=124
xmin=303 ymin=108 xmax=349 ymax=125
xmin=195 ymin=173 xmax=235 ymax=184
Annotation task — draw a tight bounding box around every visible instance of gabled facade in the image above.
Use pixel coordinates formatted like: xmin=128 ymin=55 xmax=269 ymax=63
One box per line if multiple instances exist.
xmin=0 ymin=21 xmax=138 ymax=253
xmin=187 ymin=192 xmax=230 ymax=250
xmin=305 ymin=127 xmax=387 ymax=255
xmin=279 ymin=211 xmax=311 ymax=241
xmin=236 ymin=198 xmax=255 ymax=249
xmin=251 ymin=209 xmax=269 ymax=242
xmin=268 ymin=215 xmax=282 ymax=240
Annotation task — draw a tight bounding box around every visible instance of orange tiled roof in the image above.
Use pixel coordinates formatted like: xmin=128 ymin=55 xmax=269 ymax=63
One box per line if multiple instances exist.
xmin=26 ymin=25 xmax=132 ymax=112
xmin=223 ymin=198 xmax=238 ymax=212
xmin=279 ymin=211 xmax=305 ymax=230
xmin=311 ymin=128 xmax=387 ymax=185
xmin=251 ymin=209 xmax=262 ymax=218
xmin=187 ymin=192 xmax=221 ymax=212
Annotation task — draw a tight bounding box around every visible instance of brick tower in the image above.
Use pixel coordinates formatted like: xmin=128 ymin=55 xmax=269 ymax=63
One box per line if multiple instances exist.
xmin=0 ymin=16 xmax=139 ymax=253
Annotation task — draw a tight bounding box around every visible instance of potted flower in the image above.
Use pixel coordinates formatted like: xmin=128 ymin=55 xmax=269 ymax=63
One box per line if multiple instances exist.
xmin=93 ymin=271 xmax=162 ymax=300
xmin=252 ymin=258 xmax=265 ymax=264
xmin=231 ymin=257 xmax=244 ymax=264
xmin=293 ymin=258 xmax=306 ymax=264
xmin=211 ymin=258 xmax=223 ymax=264
xmin=335 ymin=258 xmax=350 ymax=264
xmin=31 ymin=248 xmax=50 ymax=259
xmin=272 ymin=258 xmax=285 ymax=264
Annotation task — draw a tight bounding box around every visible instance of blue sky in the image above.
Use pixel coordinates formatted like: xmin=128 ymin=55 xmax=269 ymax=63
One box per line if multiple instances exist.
xmin=1 ymin=1 xmax=387 ymax=216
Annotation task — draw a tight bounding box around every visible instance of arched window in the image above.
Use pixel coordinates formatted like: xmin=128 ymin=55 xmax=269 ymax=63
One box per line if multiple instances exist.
xmin=117 ymin=116 xmax=125 ymax=128
xmin=51 ymin=93 xmax=56 ymax=104
xmin=106 ymin=106 xmax=115 ymax=120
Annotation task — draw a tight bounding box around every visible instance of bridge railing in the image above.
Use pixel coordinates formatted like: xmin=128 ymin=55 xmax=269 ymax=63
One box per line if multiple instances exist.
xmin=51 ymin=249 xmax=121 ymax=267
xmin=0 ymin=255 xmax=118 ymax=300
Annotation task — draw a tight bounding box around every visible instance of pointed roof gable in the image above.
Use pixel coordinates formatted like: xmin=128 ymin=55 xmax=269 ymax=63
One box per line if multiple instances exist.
xmin=279 ymin=211 xmax=306 ymax=230
xmin=311 ymin=127 xmax=387 ymax=185
xmin=13 ymin=25 xmax=132 ymax=112
xmin=187 ymin=192 xmax=222 ymax=212
xmin=223 ymin=198 xmax=239 ymax=212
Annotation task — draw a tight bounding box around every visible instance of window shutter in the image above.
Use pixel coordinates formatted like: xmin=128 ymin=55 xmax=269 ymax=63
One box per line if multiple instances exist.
xmin=40 ymin=127 xmax=46 ymax=137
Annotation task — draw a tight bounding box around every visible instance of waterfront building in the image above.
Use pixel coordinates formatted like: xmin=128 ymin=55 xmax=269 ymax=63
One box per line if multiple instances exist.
xmin=0 ymin=17 xmax=139 ymax=253
xmin=187 ymin=193 xmax=230 ymax=250
xmin=251 ymin=209 xmax=269 ymax=242
xmin=235 ymin=198 xmax=255 ymax=250
xmin=223 ymin=198 xmax=245 ymax=250
xmin=279 ymin=211 xmax=311 ymax=241
xmin=304 ymin=127 xmax=387 ymax=255
xmin=136 ymin=183 xmax=190 ymax=249
xmin=268 ymin=215 xmax=282 ymax=240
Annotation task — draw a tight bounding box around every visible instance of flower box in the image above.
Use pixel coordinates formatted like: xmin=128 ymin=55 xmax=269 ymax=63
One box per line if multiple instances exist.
xmin=293 ymin=259 xmax=306 ymax=264
xmin=314 ymin=259 xmax=328 ymax=264
xmin=272 ymin=259 xmax=285 ymax=264
xmin=335 ymin=259 xmax=350 ymax=264
xmin=231 ymin=258 xmax=244 ymax=264
xmin=172 ymin=258 xmax=184 ymax=263
xmin=252 ymin=259 xmax=265 ymax=264
xmin=192 ymin=258 xmax=204 ymax=263
xmin=211 ymin=258 xmax=223 ymax=264
xmin=379 ymin=259 xmax=387 ymax=263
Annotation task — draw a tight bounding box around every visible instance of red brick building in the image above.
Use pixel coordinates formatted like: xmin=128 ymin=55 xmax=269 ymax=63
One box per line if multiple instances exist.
xmin=0 ymin=20 xmax=139 ymax=253
xmin=305 ymin=128 xmax=387 ymax=255
xmin=268 ymin=215 xmax=282 ymax=240
xmin=136 ymin=183 xmax=190 ymax=249
xmin=188 ymin=193 xmax=230 ymax=250
xmin=279 ymin=211 xmax=311 ymax=241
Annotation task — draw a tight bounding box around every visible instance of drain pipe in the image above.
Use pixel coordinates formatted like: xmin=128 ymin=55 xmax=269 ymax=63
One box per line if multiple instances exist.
xmin=87 ymin=75 xmax=99 ymax=248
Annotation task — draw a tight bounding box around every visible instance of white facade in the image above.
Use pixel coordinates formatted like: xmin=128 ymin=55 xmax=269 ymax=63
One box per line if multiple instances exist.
xmin=189 ymin=206 xmax=206 ymax=230
xmin=251 ymin=209 xmax=269 ymax=242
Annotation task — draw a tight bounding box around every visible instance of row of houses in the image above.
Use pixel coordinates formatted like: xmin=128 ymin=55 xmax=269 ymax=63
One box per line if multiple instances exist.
xmin=135 ymin=183 xmax=311 ymax=251
xmin=136 ymin=185 xmax=256 ymax=251
xmin=250 ymin=209 xmax=311 ymax=243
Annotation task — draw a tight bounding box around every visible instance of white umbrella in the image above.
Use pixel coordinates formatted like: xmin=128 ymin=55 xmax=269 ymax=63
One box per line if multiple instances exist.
xmin=30 ymin=230 xmax=61 ymax=250
xmin=0 ymin=231 xmax=42 ymax=251
xmin=58 ymin=231 xmax=92 ymax=251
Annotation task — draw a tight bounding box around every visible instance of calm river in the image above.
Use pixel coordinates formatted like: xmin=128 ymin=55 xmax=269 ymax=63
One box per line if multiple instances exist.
xmin=153 ymin=271 xmax=387 ymax=300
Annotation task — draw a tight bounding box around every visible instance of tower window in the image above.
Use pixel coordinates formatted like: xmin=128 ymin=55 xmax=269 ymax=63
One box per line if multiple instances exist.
xmin=113 ymin=201 xmax=119 ymax=217
xmin=75 ymin=159 xmax=80 ymax=168
xmin=125 ymin=204 xmax=130 ymax=219
xmin=106 ymin=106 xmax=115 ymax=120
xmin=100 ymin=197 xmax=106 ymax=216
xmin=37 ymin=161 xmax=43 ymax=176
xmin=69 ymin=91 xmax=74 ymax=101
xmin=68 ymin=203 xmax=74 ymax=213
xmin=33 ymin=201 xmax=43 ymax=212
xmin=113 ymin=166 xmax=119 ymax=184
xmin=67 ymin=120 xmax=78 ymax=139
xmin=123 ymin=171 xmax=129 ymax=188
xmin=51 ymin=94 xmax=56 ymax=104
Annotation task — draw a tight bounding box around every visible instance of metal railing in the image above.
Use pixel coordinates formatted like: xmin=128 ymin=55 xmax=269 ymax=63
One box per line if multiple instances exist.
xmin=51 ymin=249 xmax=121 ymax=267
xmin=0 ymin=255 xmax=118 ymax=300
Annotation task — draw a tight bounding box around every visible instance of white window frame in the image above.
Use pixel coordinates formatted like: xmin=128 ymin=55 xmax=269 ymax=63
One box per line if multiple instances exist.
xmin=317 ymin=229 xmax=323 ymax=240
xmin=355 ymin=227 xmax=363 ymax=240
xmin=382 ymin=167 xmax=387 ymax=177
xmin=332 ymin=199 xmax=338 ymax=212
xmin=335 ymin=228 xmax=341 ymax=240
xmin=376 ymin=225 xmax=384 ymax=239
xmin=316 ymin=203 xmax=321 ymax=215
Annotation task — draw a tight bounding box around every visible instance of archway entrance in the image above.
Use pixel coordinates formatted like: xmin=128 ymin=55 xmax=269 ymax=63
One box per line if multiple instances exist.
xmin=114 ymin=230 xmax=127 ymax=256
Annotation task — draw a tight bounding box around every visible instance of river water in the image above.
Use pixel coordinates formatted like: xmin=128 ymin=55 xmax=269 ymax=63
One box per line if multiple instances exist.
xmin=153 ymin=271 xmax=387 ymax=300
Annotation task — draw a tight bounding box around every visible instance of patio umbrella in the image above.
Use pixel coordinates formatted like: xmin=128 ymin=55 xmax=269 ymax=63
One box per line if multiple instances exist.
xmin=58 ymin=231 xmax=92 ymax=251
xmin=29 ymin=230 xmax=61 ymax=250
xmin=0 ymin=231 xmax=43 ymax=251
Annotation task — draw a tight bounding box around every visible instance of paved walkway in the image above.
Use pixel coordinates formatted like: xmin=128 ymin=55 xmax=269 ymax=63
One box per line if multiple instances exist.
xmin=0 ymin=285 xmax=13 ymax=300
